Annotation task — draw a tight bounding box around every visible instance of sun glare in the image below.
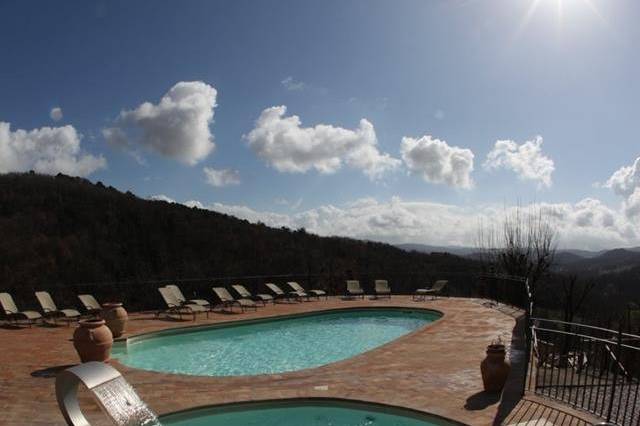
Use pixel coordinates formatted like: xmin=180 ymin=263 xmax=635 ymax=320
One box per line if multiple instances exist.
xmin=515 ymin=0 xmax=606 ymax=40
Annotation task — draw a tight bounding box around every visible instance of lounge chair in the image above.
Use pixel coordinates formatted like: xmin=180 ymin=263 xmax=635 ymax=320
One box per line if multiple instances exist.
xmin=346 ymin=280 xmax=365 ymax=299
xmin=287 ymin=281 xmax=328 ymax=300
xmin=265 ymin=283 xmax=303 ymax=302
xmin=413 ymin=280 xmax=448 ymax=301
xmin=212 ymin=287 xmax=257 ymax=312
xmin=78 ymin=294 xmax=102 ymax=316
xmin=374 ymin=280 xmax=391 ymax=298
xmin=0 ymin=292 xmax=42 ymax=327
xmin=231 ymin=284 xmax=274 ymax=305
xmin=158 ymin=287 xmax=208 ymax=321
xmin=35 ymin=291 xmax=81 ymax=325
xmin=165 ymin=284 xmax=211 ymax=309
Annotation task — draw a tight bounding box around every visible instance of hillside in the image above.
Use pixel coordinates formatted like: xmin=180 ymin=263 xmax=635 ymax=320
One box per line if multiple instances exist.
xmin=396 ymin=243 xmax=478 ymax=257
xmin=554 ymin=248 xmax=640 ymax=275
xmin=0 ymin=173 xmax=477 ymax=299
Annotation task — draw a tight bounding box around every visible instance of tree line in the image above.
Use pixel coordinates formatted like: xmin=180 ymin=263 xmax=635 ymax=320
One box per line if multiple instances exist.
xmin=0 ymin=172 xmax=478 ymax=310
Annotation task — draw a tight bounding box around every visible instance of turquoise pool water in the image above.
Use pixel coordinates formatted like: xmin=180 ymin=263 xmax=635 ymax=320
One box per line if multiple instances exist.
xmin=160 ymin=399 xmax=456 ymax=426
xmin=113 ymin=309 xmax=440 ymax=376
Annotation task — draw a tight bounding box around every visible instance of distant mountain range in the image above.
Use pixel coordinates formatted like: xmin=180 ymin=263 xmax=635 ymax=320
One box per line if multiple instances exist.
xmin=395 ymin=244 xmax=478 ymax=257
xmin=396 ymin=243 xmax=640 ymax=276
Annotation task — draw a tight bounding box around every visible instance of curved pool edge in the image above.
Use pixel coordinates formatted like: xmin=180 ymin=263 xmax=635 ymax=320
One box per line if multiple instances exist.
xmin=111 ymin=306 xmax=445 ymax=379
xmin=114 ymin=305 xmax=445 ymax=346
xmin=158 ymin=396 xmax=469 ymax=426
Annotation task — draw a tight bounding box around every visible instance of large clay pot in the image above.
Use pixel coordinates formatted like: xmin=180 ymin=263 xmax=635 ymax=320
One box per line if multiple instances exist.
xmin=480 ymin=343 xmax=511 ymax=392
xmin=73 ymin=319 xmax=113 ymax=363
xmin=102 ymin=302 xmax=128 ymax=338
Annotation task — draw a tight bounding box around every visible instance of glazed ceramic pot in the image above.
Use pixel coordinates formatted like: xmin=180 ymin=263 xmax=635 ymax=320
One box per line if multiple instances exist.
xmin=73 ymin=319 xmax=113 ymax=363
xmin=480 ymin=343 xmax=511 ymax=392
xmin=102 ymin=302 xmax=128 ymax=338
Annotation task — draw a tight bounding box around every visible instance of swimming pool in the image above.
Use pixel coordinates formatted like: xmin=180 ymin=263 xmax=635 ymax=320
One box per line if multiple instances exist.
xmin=160 ymin=398 xmax=458 ymax=426
xmin=113 ymin=308 xmax=441 ymax=376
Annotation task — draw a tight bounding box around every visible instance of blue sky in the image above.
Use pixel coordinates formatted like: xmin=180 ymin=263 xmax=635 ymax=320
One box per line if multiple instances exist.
xmin=1 ymin=0 xmax=639 ymax=249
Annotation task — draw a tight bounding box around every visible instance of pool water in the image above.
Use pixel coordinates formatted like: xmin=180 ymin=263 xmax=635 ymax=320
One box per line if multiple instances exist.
xmin=113 ymin=309 xmax=440 ymax=376
xmin=160 ymin=400 xmax=456 ymax=426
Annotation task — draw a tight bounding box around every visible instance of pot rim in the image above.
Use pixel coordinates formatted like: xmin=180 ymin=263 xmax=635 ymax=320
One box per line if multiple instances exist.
xmin=487 ymin=343 xmax=506 ymax=351
xmin=79 ymin=319 xmax=106 ymax=327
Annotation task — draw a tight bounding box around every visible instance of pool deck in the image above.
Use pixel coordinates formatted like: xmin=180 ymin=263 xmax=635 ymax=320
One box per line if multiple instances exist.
xmin=0 ymin=296 xmax=598 ymax=425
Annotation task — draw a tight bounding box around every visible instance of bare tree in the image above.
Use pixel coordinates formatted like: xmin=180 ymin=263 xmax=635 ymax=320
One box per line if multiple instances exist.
xmin=555 ymin=274 xmax=599 ymax=324
xmin=476 ymin=204 xmax=557 ymax=294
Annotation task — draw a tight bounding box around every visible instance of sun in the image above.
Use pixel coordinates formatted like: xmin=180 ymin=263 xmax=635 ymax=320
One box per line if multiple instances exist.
xmin=516 ymin=0 xmax=606 ymax=38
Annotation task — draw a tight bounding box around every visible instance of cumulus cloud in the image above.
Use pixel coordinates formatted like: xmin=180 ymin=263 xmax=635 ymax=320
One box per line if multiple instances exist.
xmin=0 ymin=122 xmax=106 ymax=176
xmin=245 ymin=106 xmax=400 ymax=179
xmin=281 ymin=76 xmax=305 ymax=91
xmin=50 ymin=107 xmax=63 ymax=122
xmin=103 ymin=81 xmax=217 ymax=165
xmin=605 ymin=157 xmax=640 ymax=198
xmin=603 ymin=157 xmax=640 ymax=219
xmin=400 ymin=135 xmax=474 ymax=189
xmin=624 ymin=188 xmax=640 ymax=219
xmin=149 ymin=194 xmax=175 ymax=203
xmin=484 ymin=136 xmax=554 ymax=188
xmin=203 ymin=166 xmax=241 ymax=187
xmin=180 ymin=196 xmax=637 ymax=250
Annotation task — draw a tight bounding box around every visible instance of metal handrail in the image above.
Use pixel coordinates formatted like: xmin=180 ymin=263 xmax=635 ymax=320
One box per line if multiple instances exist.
xmin=532 ymin=326 xmax=636 ymax=349
xmin=529 ymin=320 xmax=640 ymax=425
xmin=532 ymin=318 xmax=640 ymax=341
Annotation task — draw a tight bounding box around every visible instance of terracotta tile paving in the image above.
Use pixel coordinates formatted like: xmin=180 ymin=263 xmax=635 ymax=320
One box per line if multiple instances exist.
xmin=0 ymin=297 xmax=596 ymax=425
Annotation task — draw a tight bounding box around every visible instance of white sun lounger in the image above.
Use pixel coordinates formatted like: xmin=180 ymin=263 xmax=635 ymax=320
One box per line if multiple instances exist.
xmin=231 ymin=284 xmax=274 ymax=305
xmin=0 ymin=292 xmax=42 ymax=327
xmin=287 ymin=281 xmax=328 ymax=300
xmin=346 ymin=280 xmax=365 ymax=299
xmin=35 ymin=291 xmax=80 ymax=326
xmin=212 ymin=287 xmax=257 ymax=312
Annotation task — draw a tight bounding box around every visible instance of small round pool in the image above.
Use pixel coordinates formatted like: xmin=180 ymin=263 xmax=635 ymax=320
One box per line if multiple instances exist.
xmin=113 ymin=308 xmax=441 ymax=376
xmin=160 ymin=399 xmax=459 ymax=426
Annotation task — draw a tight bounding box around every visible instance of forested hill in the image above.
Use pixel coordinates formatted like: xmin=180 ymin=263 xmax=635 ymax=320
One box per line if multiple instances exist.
xmin=0 ymin=173 xmax=476 ymax=292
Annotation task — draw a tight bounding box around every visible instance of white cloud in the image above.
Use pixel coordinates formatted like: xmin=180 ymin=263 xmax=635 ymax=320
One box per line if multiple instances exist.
xmin=484 ymin=136 xmax=554 ymax=188
xmin=281 ymin=76 xmax=305 ymax=91
xmin=602 ymin=157 xmax=640 ymax=219
xmin=50 ymin=107 xmax=63 ymax=122
xmin=203 ymin=166 xmax=241 ymax=187
xmin=103 ymin=81 xmax=217 ymax=165
xmin=275 ymin=197 xmax=303 ymax=210
xmin=149 ymin=194 xmax=175 ymax=203
xmin=0 ymin=122 xmax=106 ymax=176
xmin=605 ymin=157 xmax=640 ymax=198
xmin=400 ymin=135 xmax=474 ymax=189
xmin=181 ymin=196 xmax=637 ymax=250
xmin=624 ymin=188 xmax=640 ymax=219
xmin=245 ymin=106 xmax=400 ymax=180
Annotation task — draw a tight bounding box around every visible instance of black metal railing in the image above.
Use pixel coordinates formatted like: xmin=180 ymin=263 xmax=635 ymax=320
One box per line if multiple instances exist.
xmin=476 ymin=273 xmax=530 ymax=311
xmin=527 ymin=318 xmax=640 ymax=425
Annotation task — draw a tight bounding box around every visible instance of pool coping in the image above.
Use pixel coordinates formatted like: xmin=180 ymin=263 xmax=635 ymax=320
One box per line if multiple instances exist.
xmin=116 ymin=305 xmax=445 ymax=344
xmin=111 ymin=306 xmax=445 ymax=379
xmin=159 ymin=396 xmax=468 ymax=426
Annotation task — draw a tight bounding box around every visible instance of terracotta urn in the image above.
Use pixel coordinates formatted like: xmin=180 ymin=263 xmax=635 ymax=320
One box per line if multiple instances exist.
xmin=73 ymin=319 xmax=113 ymax=363
xmin=102 ymin=302 xmax=128 ymax=338
xmin=480 ymin=342 xmax=511 ymax=392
